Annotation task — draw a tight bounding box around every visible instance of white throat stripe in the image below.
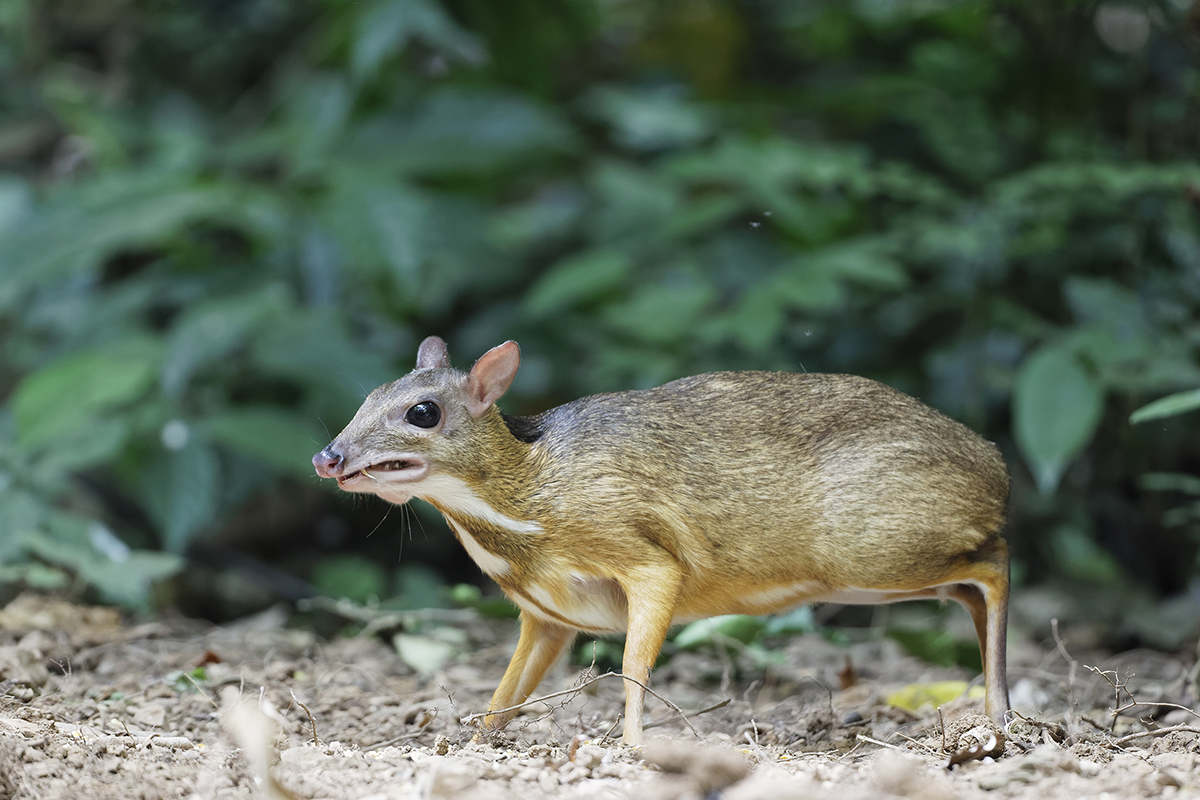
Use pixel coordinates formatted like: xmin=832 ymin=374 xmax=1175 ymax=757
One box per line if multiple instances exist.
xmin=417 ymin=474 xmax=542 ymax=534
xmin=445 ymin=517 xmax=512 ymax=578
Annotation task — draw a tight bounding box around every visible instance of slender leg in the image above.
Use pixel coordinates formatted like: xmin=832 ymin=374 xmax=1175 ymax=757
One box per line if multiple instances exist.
xmin=617 ymin=559 xmax=684 ymax=746
xmin=484 ymin=613 xmax=575 ymax=730
xmin=947 ymin=584 xmax=989 ymax=669
xmin=982 ymin=565 xmax=1011 ymax=723
xmin=949 ymin=544 xmax=1011 ymax=724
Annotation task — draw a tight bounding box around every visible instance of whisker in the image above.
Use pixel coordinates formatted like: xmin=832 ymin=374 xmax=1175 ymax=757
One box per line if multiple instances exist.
xmin=412 ymin=506 xmax=429 ymax=543
xmin=398 ymin=506 xmax=410 ymax=564
xmin=365 ymin=504 xmax=391 ymax=539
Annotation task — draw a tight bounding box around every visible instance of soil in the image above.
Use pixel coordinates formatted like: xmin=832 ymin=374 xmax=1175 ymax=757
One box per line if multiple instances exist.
xmin=0 ymin=592 xmax=1197 ymax=799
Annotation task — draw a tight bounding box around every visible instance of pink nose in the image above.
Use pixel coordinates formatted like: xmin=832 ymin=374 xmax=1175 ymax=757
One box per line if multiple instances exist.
xmin=313 ymin=447 xmax=344 ymax=479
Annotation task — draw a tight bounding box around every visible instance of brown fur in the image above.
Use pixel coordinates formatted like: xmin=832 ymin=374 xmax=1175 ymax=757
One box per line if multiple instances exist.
xmin=313 ymin=337 xmax=1012 ymax=745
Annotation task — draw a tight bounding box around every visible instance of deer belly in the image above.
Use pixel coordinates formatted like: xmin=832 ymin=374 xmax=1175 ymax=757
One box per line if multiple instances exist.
xmin=510 ymin=573 xmax=628 ymax=633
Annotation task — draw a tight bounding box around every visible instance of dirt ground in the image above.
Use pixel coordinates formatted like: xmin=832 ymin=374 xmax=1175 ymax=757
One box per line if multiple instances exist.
xmin=0 ymin=592 xmax=1198 ymax=799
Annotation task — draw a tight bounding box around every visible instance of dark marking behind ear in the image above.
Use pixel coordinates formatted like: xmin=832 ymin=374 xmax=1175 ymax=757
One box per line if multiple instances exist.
xmin=502 ymin=414 xmax=544 ymax=444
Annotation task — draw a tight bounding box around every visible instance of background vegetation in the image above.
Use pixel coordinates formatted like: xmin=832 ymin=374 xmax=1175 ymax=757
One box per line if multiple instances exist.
xmin=1 ymin=0 xmax=1199 ymax=651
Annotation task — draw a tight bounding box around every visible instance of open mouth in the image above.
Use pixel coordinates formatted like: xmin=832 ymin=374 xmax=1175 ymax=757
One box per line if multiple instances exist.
xmin=337 ymin=459 xmax=423 ymax=486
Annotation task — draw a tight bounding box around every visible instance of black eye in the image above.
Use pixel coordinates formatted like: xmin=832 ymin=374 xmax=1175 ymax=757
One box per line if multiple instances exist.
xmin=405 ymin=402 xmax=441 ymax=429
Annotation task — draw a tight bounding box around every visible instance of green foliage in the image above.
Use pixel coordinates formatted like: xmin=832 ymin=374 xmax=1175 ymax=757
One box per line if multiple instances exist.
xmin=673 ymin=615 xmax=767 ymax=650
xmin=1013 ymin=345 xmax=1104 ymax=494
xmin=0 ymin=0 xmax=1198 ymax=609
xmin=888 ymin=628 xmax=983 ymax=673
xmin=450 ymin=583 xmax=519 ymax=619
xmin=1131 ymin=389 xmax=1200 ymax=424
xmin=311 ymin=556 xmax=390 ymax=606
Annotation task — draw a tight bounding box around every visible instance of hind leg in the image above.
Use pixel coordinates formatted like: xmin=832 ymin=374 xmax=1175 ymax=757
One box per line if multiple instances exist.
xmin=947 ymin=542 xmax=1010 ymax=723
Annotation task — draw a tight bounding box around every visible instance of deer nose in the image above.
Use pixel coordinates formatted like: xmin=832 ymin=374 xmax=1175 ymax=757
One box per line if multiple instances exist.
xmin=313 ymin=447 xmax=344 ymax=478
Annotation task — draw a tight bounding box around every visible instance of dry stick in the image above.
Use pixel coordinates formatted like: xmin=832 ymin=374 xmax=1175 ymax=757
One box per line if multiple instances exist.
xmin=644 ymin=698 xmax=733 ymax=731
xmin=182 ymin=672 xmax=220 ymax=710
xmin=600 ymin=715 xmax=623 ymax=742
xmin=855 ymin=733 xmax=908 ymax=753
xmin=796 ymin=675 xmax=836 ymax=717
xmin=363 ymin=731 xmax=427 ymax=752
xmin=1073 ymin=658 xmax=1200 ymax=748
xmin=1113 ymin=725 xmax=1200 ymax=746
xmin=892 ymin=730 xmax=938 ymax=755
xmin=1050 ymin=618 xmax=1081 ymax=737
xmin=461 ymin=671 xmax=702 ymax=739
xmin=1114 ymin=700 xmax=1200 ymax=719
xmin=1084 ymin=664 xmax=1136 ymax=734
xmin=290 ymin=690 xmax=320 ymax=746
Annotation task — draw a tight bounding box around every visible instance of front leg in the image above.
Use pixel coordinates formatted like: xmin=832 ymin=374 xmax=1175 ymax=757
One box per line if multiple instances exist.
xmin=617 ymin=559 xmax=684 ymax=746
xmin=484 ymin=612 xmax=575 ymax=732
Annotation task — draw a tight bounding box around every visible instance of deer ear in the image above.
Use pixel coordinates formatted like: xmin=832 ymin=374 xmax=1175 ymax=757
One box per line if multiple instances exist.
xmin=416 ymin=336 xmax=451 ymax=369
xmin=463 ymin=341 xmax=519 ymax=418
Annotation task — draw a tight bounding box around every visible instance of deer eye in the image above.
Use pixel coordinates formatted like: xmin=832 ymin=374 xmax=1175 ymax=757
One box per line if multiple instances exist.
xmin=405 ymin=402 xmax=441 ymax=429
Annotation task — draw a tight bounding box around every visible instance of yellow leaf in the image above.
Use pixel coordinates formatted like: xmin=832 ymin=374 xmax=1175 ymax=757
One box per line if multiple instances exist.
xmin=886 ymin=681 xmax=984 ymax=712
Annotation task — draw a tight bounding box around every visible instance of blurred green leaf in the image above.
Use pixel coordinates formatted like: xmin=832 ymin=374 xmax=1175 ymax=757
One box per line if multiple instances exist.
xmin=286 ymin=73 xmax=353 ymax=169
xmin=0 ymin=173 xmax=236 ymax=289
xmin=762 ymin=606 xmax=817 ymax=636
xmin=525 ymin=250 xmax=631 ymax=315
xmin=673 ymin=614 xmax=766 ymax=650
xmin=888 ymin=628 xmax=982 ymax=671
xmin=1130 ymin=388 xmax=1200 ymax=424
xmin=450 ymin=583 xmax=519 ymax=619
xmin=140 ymin=439 xmax=221 ymax=553
xmin=312 ymin=555 xmax=389 ymax=604
xmin=18 ymin=514 xmax=183 ymax=609
xmin=32 ymin=418 xmax=130 ymax=477
xmin=352 ymin=0 xmax=483 ymax=80
xmin=603 ymin=276 xmax=715 ymax=345
xmin=585 ymin=85 xmax=712 ymax=151
xmin=12 ymin=339 xmax=159 ymax=450
xmin=1050 ymin=524 xmax=1123 ymax=584
xmin=1014 ymin=345 xmax=1105 ymax=493
xmin=489 ymin=188 xmax=585 ymax=250
xmin=162 ymin=285 xmax=290 ymax=397
xmin=322 ymin=171 xmax=427 ymax=286
xmin=1141 ymin=472 xmax=1200 ymax=495
xmin=393 ymin=632 xmax=458 ymax=674
xmin=251 ymin=310 xmax=394 ymax=406
xmin=0 ymin=562 xmax=70 ymax=591
xmin=392 ymin=564 xmax=452 ymax=610
xmin=349 ymin=89 xmax=575 ymax=176
xmin=205 ymin=408 xmax=327 ymax=477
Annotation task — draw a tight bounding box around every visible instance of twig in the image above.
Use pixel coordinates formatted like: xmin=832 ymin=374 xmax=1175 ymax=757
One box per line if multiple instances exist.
xmin=644 ymin=698 xmax=732 ymax=731
xmin=181 ymin=672 xmax=219 ymax=710
xmin=290 ymin=690 xmax=319 ymax=746
xmin=1113 ymin=700 xmax=1200 ymax=720
xmin=796 ymin=675 xmax=836 ymax=717
xmin=1113 ymin=725 xmax=1200 ymax=746
xmin=855 ymin=733 xmax=909 ymax=752
xmin=893 ymin=730 xmax=938 ymax=755
xmin=600 ymin=715 xmax=622 ymax=742
xmin=837 ymin=740 xmax=865 ymax=761
xmin=460 ymin=671 xmax=701 ymax=739
xmin=363 ymin=731 xmax=425 ymax=752
xmin=1050 ymin=618 xmax=1080 ymax=736
xmin=1084 ymin=664 xmax=1137 ymax=734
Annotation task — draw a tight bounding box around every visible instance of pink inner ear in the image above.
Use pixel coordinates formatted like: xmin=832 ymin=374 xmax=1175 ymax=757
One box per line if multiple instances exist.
xmin=464 ymin=341 xmax=520 ymax=417
xmin=416 ymin=336 xmax=451 ymax=369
